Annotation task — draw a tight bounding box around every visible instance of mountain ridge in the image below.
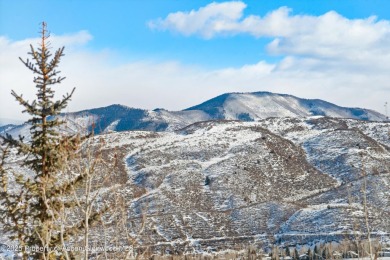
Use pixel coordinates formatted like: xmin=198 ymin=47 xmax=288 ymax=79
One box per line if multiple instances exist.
xmin=2 ymin=91 xmax=387 ymax=138
xmin=87 ymin=117 xmax=390 ymax=252
xmin=1 ymin=95 xmax=390 ymax=254
xmin=185 ymin=91 xmax=385 ymax=121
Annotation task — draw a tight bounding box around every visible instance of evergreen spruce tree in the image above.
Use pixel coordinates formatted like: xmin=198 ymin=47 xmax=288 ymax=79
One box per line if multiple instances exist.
xmin=0 ymin=22 xmax=104 ymax=260
xmin=205 ymin=175 xmax=211 ymax=186
xmin=286 ymin=246 xmax=291 ymax=257
xmin=313 ymin=245 xmax=319 ymax=260
xmin=294 ymin=248 xmax=300 ymax=260
xmin=322 ymin=247 xmax=327 ymax=260
xmin=307 ymin=248 xmax=313 ymax=260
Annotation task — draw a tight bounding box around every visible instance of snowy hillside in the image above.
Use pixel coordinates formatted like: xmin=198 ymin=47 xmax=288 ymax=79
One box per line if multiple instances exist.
xmin=1 ymin=92 xmax=389 ymax=255
xmin=40 ymin=117 xmax=387 ymax=253
xmin=185 ymin=92 xmax=387 ymax=121
xmin=1 ymin=115 xmax=389 ymax=254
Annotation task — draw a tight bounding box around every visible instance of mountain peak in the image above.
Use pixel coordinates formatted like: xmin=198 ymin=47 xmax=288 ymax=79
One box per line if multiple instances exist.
xmin=185 ymin=91 xmax=386 ymax=122
xmin=3 ymin=91 xmax=387 ymax=137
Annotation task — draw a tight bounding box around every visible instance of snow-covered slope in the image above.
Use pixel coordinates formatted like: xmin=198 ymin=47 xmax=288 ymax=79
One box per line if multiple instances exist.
xmin=63 ymin=117 xmax=388 ymax=252
xmin=2 ymin=105 xmax=210 ymax=139
xmin=1 ymin=117 xmax=390 ymax=253
xmin=2 ymin=92 xmax=387 ymax=138
xmin=185 ymin=92 xmax=387 ymax=121
xmin=0 ymin=124 xmax=18 ymax=135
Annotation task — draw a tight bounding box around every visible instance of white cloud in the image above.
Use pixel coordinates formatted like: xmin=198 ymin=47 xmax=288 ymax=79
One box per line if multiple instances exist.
xmin=149 ymin=2 xmax=390 ymax=62
xmin=148 ymin=1 xmax=247 ymax=39
xmin=146 ymin=2 xmax=390 ymax=116
xmin=148 ymin=3 xmax=313 ymax=38
xmin=1 ymin=23 xmax=390 ymax=122
xmin=0 ymin=31 xmax=95 ymax=120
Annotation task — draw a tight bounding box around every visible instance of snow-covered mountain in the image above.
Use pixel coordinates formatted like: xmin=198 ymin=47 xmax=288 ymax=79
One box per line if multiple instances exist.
xmin=0 ymin=124 xmax=17 ymax=134
xmin=0 ymin=118 xmax=23 ymax=127
xmin=2 ymin=92 xmax=387 ymax=138
xmin=185 ymin=92 xmax=386 ymax=121
xmin=76 ymin=117 xmax=390 ymax=252
xmin=1 ymin=93 xmax=390 ymax=254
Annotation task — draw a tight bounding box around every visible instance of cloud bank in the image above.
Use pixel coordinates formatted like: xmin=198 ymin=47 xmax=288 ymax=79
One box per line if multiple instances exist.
xmin=149 ymin=2 xmax=390 ymax=61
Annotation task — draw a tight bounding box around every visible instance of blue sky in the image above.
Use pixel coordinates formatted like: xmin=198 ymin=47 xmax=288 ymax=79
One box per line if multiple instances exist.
xmin=1 ymin=0 xmax=390 ymax=120
xmin=2 ymin=0 xmax=390 ymax=67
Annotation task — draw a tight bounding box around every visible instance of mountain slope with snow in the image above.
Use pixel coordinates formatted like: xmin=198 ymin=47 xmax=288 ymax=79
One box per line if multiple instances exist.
xmin=1 ymin=116 xmax=389 ymax=253
xmin=185 ymin=92 xmax=386 ymax=121
xmin=2 ymin=92 xmax=387 ymax=138
xmin=67 ymin=117 xmax=389 ymax=252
